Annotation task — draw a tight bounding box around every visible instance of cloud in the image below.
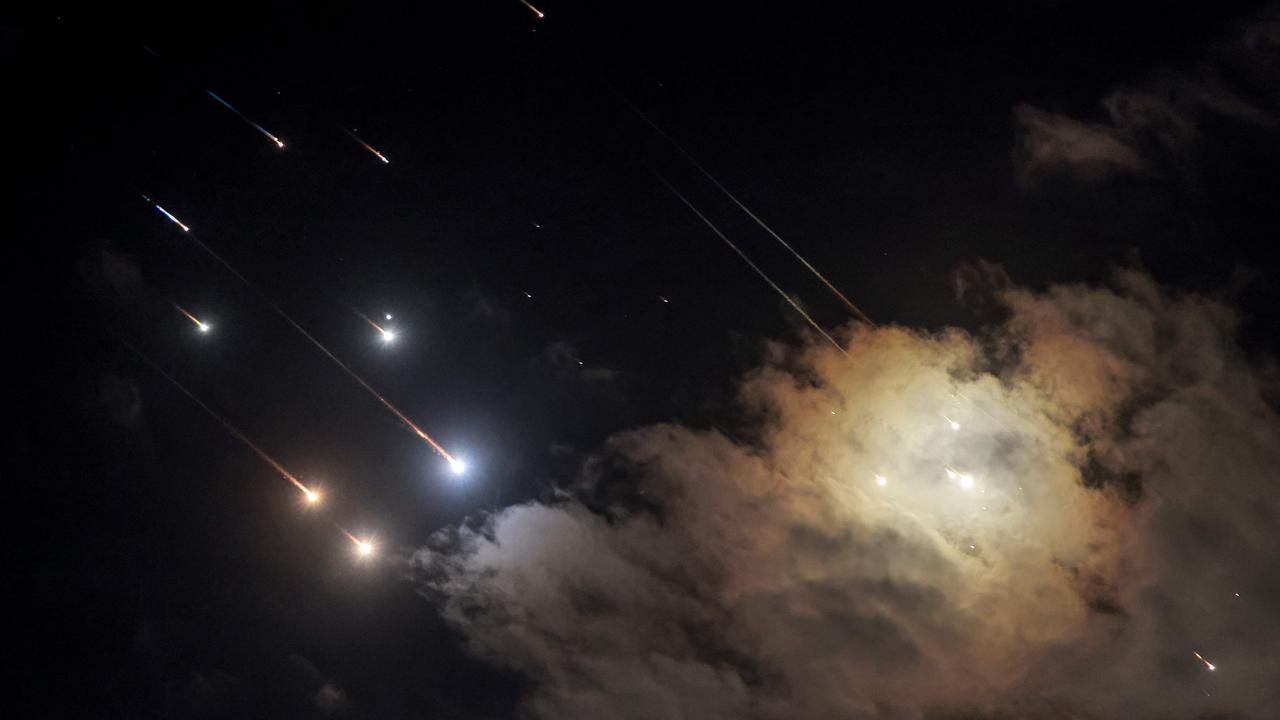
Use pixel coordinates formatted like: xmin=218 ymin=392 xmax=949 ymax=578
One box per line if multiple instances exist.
xmin=1012 ymin=104 xmax=1146 ymax=187
xmin=413 ymin=269 xmax=1280 ymax=719
xmin=1013 ymin=16 xmax=1277 ymax=188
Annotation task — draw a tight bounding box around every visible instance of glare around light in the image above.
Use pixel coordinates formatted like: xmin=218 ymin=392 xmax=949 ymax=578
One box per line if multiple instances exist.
xmin=356 ymin=539 xmax=375 ymax=557
xmin=448 ymin=458 xmax=468 ymax=475
xmin=874 ymin=474 xmax=887 ymax=487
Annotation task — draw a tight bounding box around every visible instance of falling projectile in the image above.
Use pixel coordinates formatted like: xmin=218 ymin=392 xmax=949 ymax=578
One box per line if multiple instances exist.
xmin=1194 ymin=651 xmax=1217 ymax=671
xmin=874 ymin=474 xmax=888 ymax=486
xmin=173 ymin=304 xmax=212 ymax=333
xmin=353 ymin=308 xmax=397 ymax=342
xmin=519 ymin=0 xmax=545 ymax=18
xmin=607 ymin=85 xmax=875 ymax=326
xmin=942 ymin=414 xmax=961 ymax=431
xmin=341 ymin=127 xmax=390 ymax=163
xmin=659 ymin=177 xmax=850 ymax=358
xmin=117 ymin=337 xmax=319 ymax=501
xmin=156 ymin=215 xmax=458 ymax=467
xmin=207 ymin=90 xmax=285 ymax=148
xmin=142 ymin=194 xmax=190 ymax=232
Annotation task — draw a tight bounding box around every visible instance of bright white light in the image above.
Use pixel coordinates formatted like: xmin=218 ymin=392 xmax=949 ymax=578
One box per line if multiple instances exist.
xmin=303 ymin=488 xmax=320 ymax=504
xmin=874 ymin=474 xmax=887 ymax=487
xmin=198 ymin=323 xmax=211 ymax=333
xmin=355 ymin=539 xmax=375 ymax=557
xmin=945 ymin=468 xmax=958 ymax=480
xmin=385 ymin=313 xmax=393 ymax=320
xmin=959 ymin=474 xmax=975 ymax=490
xmin=448 ymin=458 xmax=468 ymax=475
xmin=943 ymin=414 xmax=960 ymax=431
xmin=381 ymin=329 xmax=397 ymax=343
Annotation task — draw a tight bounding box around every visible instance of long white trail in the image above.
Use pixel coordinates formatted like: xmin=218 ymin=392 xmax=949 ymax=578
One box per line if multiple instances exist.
xmin=612 ymin=85 xmax=875 ymax=326
xmin=660 ymin=177 xmax=849 ymax=358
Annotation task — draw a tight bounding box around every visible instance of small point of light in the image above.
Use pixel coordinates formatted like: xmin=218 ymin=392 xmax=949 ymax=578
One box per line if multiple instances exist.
xmin=448 ymin=458 xmax=468 ymax=475
xmin=198 ymin=322 xmax=211 ymax=333
xmin=945 ymin=468 xmax=958 ymax=480
xmin=385 ymin=313 xmax=393 ymax=320
xmin=524 ymin=291 xmax=533 ymax=299
xmin=874 ymin=474 xmax=887 ymax=487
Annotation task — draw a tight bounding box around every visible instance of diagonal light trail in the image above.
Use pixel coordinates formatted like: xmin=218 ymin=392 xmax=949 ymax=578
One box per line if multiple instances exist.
xmin=610 ymin=84 xmax=876 ymax=326
xmin=659 ymin=176 xmax=850 ymax=358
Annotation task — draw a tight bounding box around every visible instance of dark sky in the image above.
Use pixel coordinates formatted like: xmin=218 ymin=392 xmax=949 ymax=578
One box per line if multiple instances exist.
xmin=12 ymin=1 xmax=1280 ymax=717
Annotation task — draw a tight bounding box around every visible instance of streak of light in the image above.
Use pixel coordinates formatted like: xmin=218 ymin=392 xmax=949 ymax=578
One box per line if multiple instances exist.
xmin=142 ymin=194 xmax=190 ymax=232
xmin=1194 ymin=651 xmax=1217 ymax=671
xmin=519 ymin=0 xmax=545 ymax=18
xmin=659 ymin=176 xmax=850 ymax=358
xmin=341 ymin=127 xmax=390 ymax=163
xmin=206 ymin=90 xmax=286 ymax=148
xmin=448 ymin=457 xmax=468 ymax=475
xmin=116 ymin=336 xmax=318 ymax=500
xmin=659 ymin=295 xmax=669 ymax=303
xmin=173 ymin=304 xmax=211 ymax=333
xmin=165 ymin=229 xmax=456 ymax=465
xmin=607 ymin=84 xmax=875 ymax=326
xmin=942 ymin=414 xmax=961 ymax=431
xmin=353 ymin=308 xmax=396 ymax=342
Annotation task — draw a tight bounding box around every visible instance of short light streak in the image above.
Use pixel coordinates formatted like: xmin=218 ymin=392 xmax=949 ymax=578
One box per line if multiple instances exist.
xmin=341 ymin=126 xmax=390 ymax=163
xmin=207 ymin=90 xmax=286 ymax=148
xmin=174 ymin=304 xmax=211 ymax=333
xmin=519 ymin=0 xmax=545 ymax=18
xmin=942 ymin=414 xmax=961 ymax=431
xmin=1194 ymin=651 xmax=1217 ymax=671
xmin=143 ymin=194 xmax=190 ymax=232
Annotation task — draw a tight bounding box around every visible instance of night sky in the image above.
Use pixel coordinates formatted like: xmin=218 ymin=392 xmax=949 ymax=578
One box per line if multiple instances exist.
xmin=13 ymin=2 xmax=1280 ymax=718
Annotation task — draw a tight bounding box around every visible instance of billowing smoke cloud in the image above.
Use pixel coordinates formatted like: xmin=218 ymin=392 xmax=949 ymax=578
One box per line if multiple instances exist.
xmin=413 ymin=268 xmax=1280 ymax=719
xmin=1013 ymin=15 xmax=1278 ymax=188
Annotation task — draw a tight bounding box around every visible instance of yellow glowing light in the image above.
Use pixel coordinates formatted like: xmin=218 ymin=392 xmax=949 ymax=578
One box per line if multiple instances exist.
xmin=356 ymin=539 xmax=375 ymax=557
xmin=1194 ymin=651 xmax=1216 ymax=671
xmin=520 ymin=0 xmax=545 ymax=18
xmin=303 ymin=488 xmax=321 ymax=504
xmin=874 ymin=474 xmax=887 ymax=487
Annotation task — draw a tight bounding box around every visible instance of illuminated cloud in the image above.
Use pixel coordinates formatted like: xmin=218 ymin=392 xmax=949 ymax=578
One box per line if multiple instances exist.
xmin=413 ymin=269 xmax=1280 ymax=718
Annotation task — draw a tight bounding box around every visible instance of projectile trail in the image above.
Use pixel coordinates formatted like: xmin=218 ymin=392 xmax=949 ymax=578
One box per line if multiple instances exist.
xmin=1194 ymin=651 xmax=1217 ymax=671
xmin=519 ymin=0 xmax=545 ymax=18
xmin=142 ymin=204 xmax=457 ymax=464
xmin=173 ymin=304 xmax=211 ymax=332
xmin=341 ymin=127 xmax=389 ymax=163
xmin=142 ymin=194 xmax=190 ymax=232
xmin=351 ymin=307 xmax=395 ymax=341
xmin=660 ymin=177 xmax=850 ymax=358
xmin=116 ymin=336 xmax=318 ymax=499
xmin=610 ymin=85 xmax=875 ymax=326
xmin=207 ymin=90 xmax=286 ymax=148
